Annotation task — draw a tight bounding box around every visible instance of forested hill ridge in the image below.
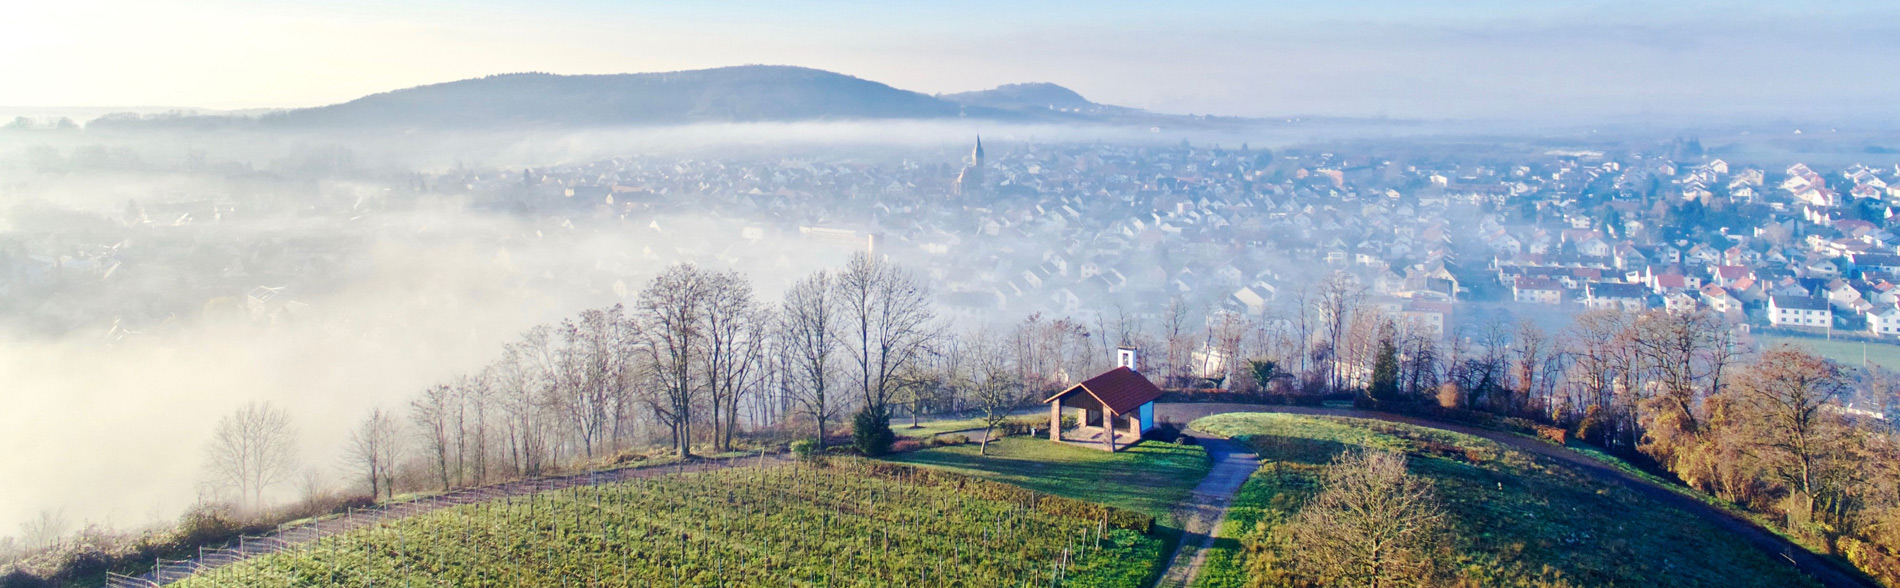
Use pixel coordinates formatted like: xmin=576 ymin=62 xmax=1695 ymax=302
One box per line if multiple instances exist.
xmin=89 ymin=65 xmax=1181 ymax=131
xmin=938 ymin=82 xmax=1138 ymax=116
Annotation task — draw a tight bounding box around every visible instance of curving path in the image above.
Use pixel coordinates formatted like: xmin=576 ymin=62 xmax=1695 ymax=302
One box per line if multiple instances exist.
xmin=1152 ymin=402 xmax=1877 ymax=588
xmin=1153 ymin=431 xmax=1258 ymax=588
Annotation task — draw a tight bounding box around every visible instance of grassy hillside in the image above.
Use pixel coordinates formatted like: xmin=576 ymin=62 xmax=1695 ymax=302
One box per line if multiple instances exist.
xmin=1757 ymin=334 xmax=1900 ymax=371
xmin=887 ymin=436 xmax=1210 ymax=521
xmin=1188 ymin=413 xmax=1820 ymax=588
xmin=166 ymin=461 xmax=1160 ymax=588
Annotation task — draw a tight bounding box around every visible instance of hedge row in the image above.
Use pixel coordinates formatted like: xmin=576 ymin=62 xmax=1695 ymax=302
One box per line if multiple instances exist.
xmin=839 ymin=460 xmax=1155 ymax=534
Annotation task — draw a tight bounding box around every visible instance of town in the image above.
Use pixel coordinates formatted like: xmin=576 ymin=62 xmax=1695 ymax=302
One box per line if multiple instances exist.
xmin=10 ymin=135 xmax=1900 ymax=354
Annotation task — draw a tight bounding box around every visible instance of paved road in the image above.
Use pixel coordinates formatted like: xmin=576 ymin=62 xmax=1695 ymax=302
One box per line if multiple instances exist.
xmin=1152 ymin=431 xmax=1259 ymax=588
xmin=1152 ymin=402 xmax=1876 ymax=588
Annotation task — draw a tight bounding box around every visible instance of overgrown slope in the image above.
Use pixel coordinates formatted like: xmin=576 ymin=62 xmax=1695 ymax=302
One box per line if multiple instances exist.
xmin=1190 ymin=413 xmax=1821 ymax=588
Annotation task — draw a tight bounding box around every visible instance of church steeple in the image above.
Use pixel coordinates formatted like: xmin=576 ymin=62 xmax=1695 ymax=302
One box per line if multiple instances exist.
xmin=954 ymin=135 xmax=986 ymax=196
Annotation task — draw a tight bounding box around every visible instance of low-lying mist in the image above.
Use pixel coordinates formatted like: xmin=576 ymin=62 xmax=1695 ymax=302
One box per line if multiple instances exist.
xmin=0 ymin=185 xmax=862 ymax=536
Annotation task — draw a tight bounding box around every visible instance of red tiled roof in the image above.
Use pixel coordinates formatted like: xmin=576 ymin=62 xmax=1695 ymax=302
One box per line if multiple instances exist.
xmin=1044 ymin=366 xmax=1164 ymax=415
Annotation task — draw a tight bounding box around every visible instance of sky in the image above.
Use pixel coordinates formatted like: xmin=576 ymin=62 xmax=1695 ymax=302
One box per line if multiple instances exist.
xmin=6 ymin=1 xmax=1900 ymax=123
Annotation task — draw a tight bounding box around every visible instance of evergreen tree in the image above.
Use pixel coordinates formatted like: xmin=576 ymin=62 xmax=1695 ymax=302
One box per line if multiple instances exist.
xmin=1369 ymin=336 xmax=1401 ymax=405
xmin=851 ymin=407 xmax=895 ymax=457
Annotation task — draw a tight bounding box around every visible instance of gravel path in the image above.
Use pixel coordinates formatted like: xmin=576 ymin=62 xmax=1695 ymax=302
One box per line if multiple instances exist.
xmin=1152 ymin=431 xmax=1259 ymax=588
xmin=1153 ymin=402 xmax=1876 ymax=588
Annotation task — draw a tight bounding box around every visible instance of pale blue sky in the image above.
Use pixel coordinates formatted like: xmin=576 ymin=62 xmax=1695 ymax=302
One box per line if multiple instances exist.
xmin=7 ymin=1 xmax=1900 ymax=121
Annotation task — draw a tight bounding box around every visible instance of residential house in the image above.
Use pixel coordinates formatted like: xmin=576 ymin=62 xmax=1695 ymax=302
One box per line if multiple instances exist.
xmin=1513 ymin=276 xmax=1564 ymax=305
xmin=1871 ymin=305 xmax=1900 ymax=338
xmin=1769 ymin=295 xmax=1833 ymax=329
xmin=1700 ymin=285 xmax=1744 ymax=315
xmin=1583 ymin=282 xmax=1648 ymax=312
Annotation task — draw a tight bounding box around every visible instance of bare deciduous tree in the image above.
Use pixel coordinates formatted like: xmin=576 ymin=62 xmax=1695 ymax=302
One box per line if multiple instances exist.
xmin=1314 ymin=272 xmax=1366 ymax=394
xmin=497 ymin=326 xmax=559 ymax=476
xmin=559 ymin=304 xmax=638 ymax=459
xmin=411 ymin=384 xmax=458 ymax=490
xmin=203 ymin=401 xmax=299 ymax=510
xmin=703 ymin=270 xmax=766 ymax=452
xmin=17 ymin=510 xmax=67 ymax=551
xmin=1284 ymin=451 xmax=1446 ymax=588
xmin=963 ymin=328 xmax=1024 ymax=456
xmin=1731 ymin=346 xmax=1855 ymax=519
xmin=780 ymin=270 xmax=842 ymax=444
xmin=836 ymin=252 xmax=938 ymax=419
xmin=636 ymin=264 xmax=712 ymax=458
xmin=344 ymin=408 xmax=402 ymax=500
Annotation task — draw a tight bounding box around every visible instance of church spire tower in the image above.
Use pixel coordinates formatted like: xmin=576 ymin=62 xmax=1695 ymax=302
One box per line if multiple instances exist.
xmin=955 ymin=135 xmax=985 ymax=196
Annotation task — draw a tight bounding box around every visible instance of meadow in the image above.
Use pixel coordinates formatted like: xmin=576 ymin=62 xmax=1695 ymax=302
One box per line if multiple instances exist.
xmin=1187 ymin=413 xmax=1821 ymax=588
xmin=1756 ymin=333 xmax=1900 ymax=371
xmin=887 ymin=435 xmax=1211 ymax=521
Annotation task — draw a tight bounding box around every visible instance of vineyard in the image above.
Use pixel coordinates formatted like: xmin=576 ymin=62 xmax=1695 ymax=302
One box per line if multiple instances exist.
xmin=165 ymin=460 xmax=1163 ymax=588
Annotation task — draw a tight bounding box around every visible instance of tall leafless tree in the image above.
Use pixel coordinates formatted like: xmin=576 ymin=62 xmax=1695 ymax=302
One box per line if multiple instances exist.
xmin=1731 ymin=346 xmax=1855 ymax=518
xmin=495 ymin=327 xmax=558 ymax=476
xmin=555 ymin=305 xmax=637 ymax=459
xmin=836 ymin=252 xmax=938 ymax=419
xmin=781 ymin=270 xmax=843 ymax=444
xmin=636 ymin=264 xmax=712 ymax=458
xmin=203 ymin=401 xmax=299 ymax=510
xmin=964 ymin=328 xmax=1025 ymax=456
xmin=411 ymin=384 xmax=458 ymax=490
xmin=343 ymin=408 xmax=402 ymax=500
xmin=702 ymin=270 xmax=766 ymax=452
xmin=1314 ymin=272 xmax=1366 ymax=394
xmin=1160 ymin=296 xmax=1194 ymax=387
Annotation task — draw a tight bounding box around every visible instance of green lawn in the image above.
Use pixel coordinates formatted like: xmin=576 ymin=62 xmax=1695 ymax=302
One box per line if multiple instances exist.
xmin=1188 ymin=413 xmax=1819 ymax=588
xmin=886 ymin=436 xmax=1209 ymax=522
xmin=893 ymin=416 xmax=990 ymax=439
xmin=886 ymin=436 xmax=1209 ymax=588
xmin=1757 ymin=334 xmax=1900 ymax=371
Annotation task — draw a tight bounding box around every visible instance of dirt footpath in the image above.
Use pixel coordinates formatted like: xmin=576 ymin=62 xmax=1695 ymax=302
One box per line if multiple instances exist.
xmin=1153 ymin=402 xmax=1875 ymax=588
xmin=1152 ymin=432 xmax=1258 ymax=588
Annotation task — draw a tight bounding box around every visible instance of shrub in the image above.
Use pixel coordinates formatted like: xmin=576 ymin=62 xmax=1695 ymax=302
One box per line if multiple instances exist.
xmin=49 ymin=546 xmax=109 ymax=582
xmin=0 ymin=568 xmax=50 ymax=588
xmin=852 ymin=408 xmax=895 ymax=457
xmin=790 ymin=438 xmax=821 ymax=460
xmin=999 ymin=416 xmax=1046 ymax=437
xmin=891 ymin=439 xmax=923 ymax=453
xmin=1840 ymin=537 xmax=1900 ymax=588
xmin=1533 ymin=424 xmax=1568 ymax=445
xmin=173 ymin=504 xmax=246 ymax=551
xmin=1435 ymin=382 xmax=1463 ymax=409
xmin=1576 ymin=404 xmax=1610 ymax=445
xmin=927 ymin=434 xmax=969 ymax=447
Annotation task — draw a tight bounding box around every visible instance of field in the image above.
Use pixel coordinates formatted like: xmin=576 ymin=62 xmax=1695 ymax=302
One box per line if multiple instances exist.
xmin=167 ymin=460 xmax=1162 ymax=588
xmin=886 ymin=436 xmax=1211 ymax=521
xmin=1187 ymin=413 xmax=1820 ymax=588
xmin=1757 ymin=333 xmax=1900 ymax=371
xmin=893 ymin=416 xmax=989 ymax=438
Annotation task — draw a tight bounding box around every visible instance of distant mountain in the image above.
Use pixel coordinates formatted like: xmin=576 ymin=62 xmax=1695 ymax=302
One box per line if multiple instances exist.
xmin=255 ymin=66 xmax=1009 ymax=129
xmin=940 ymin=83 xmax=1138 ymax=116
xmin=88 ymin=66 xmax=1236 ymax=132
